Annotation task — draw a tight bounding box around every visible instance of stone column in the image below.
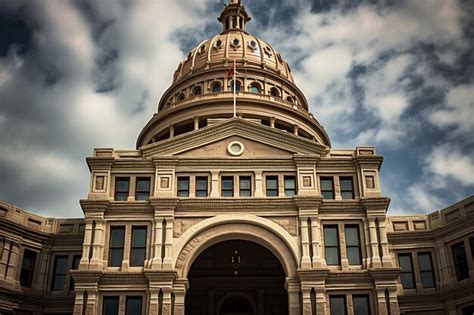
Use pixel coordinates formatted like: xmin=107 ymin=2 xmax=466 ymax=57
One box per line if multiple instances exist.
xmin=162 ymin=287 xmax=173 ymax=315
xmin=210 ymin=171 xmax=220 ymax=197
xmin=300 ymin=218 xmax=312 ymax=268
xmin=162 ymin=217 xmax=174 ymax=269
xmin=151 ymin=217 xmax=164 ymax=269
xmin=80 ymin=220 xmax=94 ymax=268
xmin=363 ymin=219 xmax=372 ymax=268
xmin=301 ymin=286 xmax=312 ymax=315
xmin=174 ymin=278 xmax=188 ymax=315
xmin=434 ymin=238 xmax=451 ymax=289
xmin=368 ymin=218 xmax=381 ymax=268
xmin=377 ymin=217 xmax=392 ymax=267
xmin=375 ymin=288 xmax=388 ymax=315
xmin=314 ymin=285 xmax=327 ymax=315
xmin=286 ymin=279 xmax=301 ymax=315
xmin=89 ymin=219 xmax=105 ymax=270
xmin=85 ymin=288 xmax=98 ymax=315
xmin=0 ymin=240 xmax=11 ymax=278
xmin=73 ymin=289 xmax=86 ymax=315
xmin=149 ymin=288 xmax=160 ymax=315
xmin=254 ymin=170 xmax=264 ymax=197
xmin=170 ymin=125 xmax=175 ymax=138
xmin=387 ymin=288 xmax=400 ymax=315
xmin=310 ymin=217 xmax=324 ymax=267
xmin=194 ymin=116 xmax=199 ymax=130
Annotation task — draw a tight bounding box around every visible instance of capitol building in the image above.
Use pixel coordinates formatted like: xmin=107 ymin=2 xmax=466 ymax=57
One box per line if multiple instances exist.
xmin=0 ymin=1 xmax=473 ymax=314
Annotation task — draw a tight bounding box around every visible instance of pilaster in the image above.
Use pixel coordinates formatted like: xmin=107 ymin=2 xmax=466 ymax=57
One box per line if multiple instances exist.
xmin=286 ymin=278 xmax=301 ymax=315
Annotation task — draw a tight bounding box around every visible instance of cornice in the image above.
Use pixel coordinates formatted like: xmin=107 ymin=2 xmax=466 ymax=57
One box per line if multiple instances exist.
xmin=325 ymin=270 xmax=373 ymax=284
xmin=361 ymin=197 xmax=391 ymax=216
xmin=369 ymin=268 xmax=401 ymax=282
xmin=0 ymin=219 xmax=51 ymax=242
xmin=99 ymin=272 xmax=148 ymax=285
xmin=175 ymin=158 xmax=296 ymax=169
xmin=86 ymin=156 xmax=114 ymax=172
xmin=175 ymin=197 xmax=297 ymax=212
xmin=297 ymin=268 xmax=330 ymax=281
xmin=79 ymin=200 xmax=109 ymax=216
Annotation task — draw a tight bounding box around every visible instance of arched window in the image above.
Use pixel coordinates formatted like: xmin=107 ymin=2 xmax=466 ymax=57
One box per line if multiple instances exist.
xmin=286 ymin=96 xmax=294 ymax=103
xmin=192 ymin=86 xmax=202 ymax=96
xmin=229 ymin=80 xmax=241 ymax=92
xmin=177 ymin=93 xmax=185 ymax=101
xmin=270 ymin=87 xmax=280 ymax=97
xmin=249 ymin=82 xmax=261 ymax=94
xmin=211 ymin=82 xmax=222 ymax=93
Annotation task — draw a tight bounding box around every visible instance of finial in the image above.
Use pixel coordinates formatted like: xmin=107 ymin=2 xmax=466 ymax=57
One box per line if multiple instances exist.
xmin=218 ymin=0 xmax=250 ymax=33
xmin=230 ymin=0 xmax=241 ymax=4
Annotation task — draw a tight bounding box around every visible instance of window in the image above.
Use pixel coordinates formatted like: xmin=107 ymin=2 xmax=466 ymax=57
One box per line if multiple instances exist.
xmin=192 ymin=86 xmax=202 ymax=95
xmin=249 ymin=83 xmax=261 ymax=94
xmin=195 ymin=177 xmax=208 ymax=197
xmin=69 ymin=255 xmax=81 ymax=291
xmin=177 ymin=177 xmax=190 ymax=197
xmin=324 ymin=226 xmax=340 ymax=265
xmin=103 ymin=296 xmax=120 ymax=315
xmin=417 ymin=252 xmax=435 ymax=288
xmin=353 ymin=295 xmax=371 ymax=315
xmin=135 ymin=177 xmax=151 ymax=201
xmin=329 ymin=296 xmax=347 ymax=315
xmin=212 ymin=82 xmax=221 ymax=93
xmin=109 ymin=227 xmax=125 ymax=267
xmin=345 ymin=225 xmax=361 ymax=265
xmin=452 ymin=241 xmax=469 ymax=281
xmin=230 ymin=80 xmax=241 ymax=92
xmin=239 ymin=176 xmax=251 ymax=197
xmin=51 ymin=256 xmax=68 ymax=291
xmin=320 ymin=177 xmax=334 ymax=199
xmin=398 ymin=254 xmax=415 ymax=289
xmin=340 ymin=177 xmax=354 ymax=199
xmin=222 ymin=176 xmax=234 ymax=197
xmin=284 ymin=176 xmax=296 ymax=197
xmin=126 ymin=296 xmax=143 ymax=315
xmin=177 ymin=93 xmax=185 ymax=101
xmin=115 ymin=177 xmax=130 ymax=201
xmin=130 ymin=227 xmax=147 ymax=267
xmin=266 ymin=176 xmax=278 ymax=197
xmin=462 ymin=305 xmax=474 ymax=315
xmin=270 ymin=87 xmax=280 ymax=97
xmin=20 ymin=249 xmax=36 ymax=287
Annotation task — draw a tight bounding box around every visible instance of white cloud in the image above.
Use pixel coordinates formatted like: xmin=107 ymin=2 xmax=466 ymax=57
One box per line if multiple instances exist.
xmin=425 ymin=145 xmax=474 ymax=186
xmin=407 ymin=183 xmax=445 ymax=213
xmin=429 ymin=84 xmax=474 ymax=134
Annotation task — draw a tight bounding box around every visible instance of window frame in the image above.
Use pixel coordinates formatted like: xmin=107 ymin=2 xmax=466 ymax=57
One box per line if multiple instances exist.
xmin=417 ymin=252 xmax=436 ymax=288
xmin=265 ymin=175 xmax=279 ymax=197
xmin=284 ymin=176 xmax=296 ymax=197
xmin=328 ymin=292 xmax=373 ymax=315
xmin=108 ymin=226 xmax=126 ymax=267
xmin=329 ymin=295 xmax=347 ymax=315
xmin=135 ymin=177 xmax=151 ymax=201
xmin=125 ymin=296 xmax=143 ymax=315
xmin=320 ymin=177 xmax=335 ymax=199
xmin=324 ymin=225 xmax=340 ymax=266
xmin=397 ymin=253 xmax=416 ymax=289
xmin=114 ymin=177 xmax=130 ymax=201
xmin=339 ymin=176 xmax=354 ymax=199
xmin=239 ymin=176 xmax=252 ymax=197
xmin=177 ymin=176 xmax=190 ymax=197
xmin=130 ymin=226 xmax=147 ymax=267
xmin=20 ymin=248 xmax=37 ymax=288
xmin=51 ymin=255 xmax=69 ymax=291
xmin=451 ymin=241 xmax=470 ymax=281
xmin=344 ymin=224 xmax=362 ymax=265
xmin=221 ymin=176 xmax=234 ymax=197
xmin=195 ymin=176 xmax=209 ymax=197
xmin=102 ymin=295 xmax=120 ymax=315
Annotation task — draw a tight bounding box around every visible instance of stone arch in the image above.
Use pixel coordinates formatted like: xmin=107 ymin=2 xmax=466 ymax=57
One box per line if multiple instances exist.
xmin=173 ymin=214 xmax=299 ymax=278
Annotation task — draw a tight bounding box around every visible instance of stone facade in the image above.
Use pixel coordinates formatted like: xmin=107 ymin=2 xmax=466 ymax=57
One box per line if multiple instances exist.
xmin=1 ymin=1 xmax=473 ymax=314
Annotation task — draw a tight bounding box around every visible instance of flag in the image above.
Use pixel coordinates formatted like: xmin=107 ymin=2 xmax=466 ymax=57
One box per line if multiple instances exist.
xmin=227 ymin=63 xmax=235 ymax=77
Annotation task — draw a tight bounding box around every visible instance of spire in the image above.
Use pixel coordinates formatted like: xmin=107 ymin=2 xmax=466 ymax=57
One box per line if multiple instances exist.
xmin=218 ymin=0 xmax=251 ymax=33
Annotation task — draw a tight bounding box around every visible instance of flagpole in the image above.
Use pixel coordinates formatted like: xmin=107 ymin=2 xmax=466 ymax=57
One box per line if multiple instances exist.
xmin=233 ymin=59 xmax=236 ymax=117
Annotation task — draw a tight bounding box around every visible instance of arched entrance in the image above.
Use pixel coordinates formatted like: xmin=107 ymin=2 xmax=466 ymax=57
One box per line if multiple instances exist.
xmin=185 ymin=240 xmax=288 ymax=315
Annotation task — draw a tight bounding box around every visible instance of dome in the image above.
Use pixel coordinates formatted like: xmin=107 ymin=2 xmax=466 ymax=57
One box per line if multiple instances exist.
xmin=172 ymin=31 xmax=295 ymax=85
xmin=136 ymin=0 xmax=331 ymax=148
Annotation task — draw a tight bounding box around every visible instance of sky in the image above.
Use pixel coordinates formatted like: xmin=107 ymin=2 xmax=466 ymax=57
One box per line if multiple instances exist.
xmin=0 ymin=0 xmax=472 ymax=218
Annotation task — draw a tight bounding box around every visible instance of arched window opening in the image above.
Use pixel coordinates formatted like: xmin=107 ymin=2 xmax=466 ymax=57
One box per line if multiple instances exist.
xmin=286 ymin=96 xmax=294 ymax=103
xmin=192 ymin=86 xmax=202 ymax=96
xmin=270 ymin=87 xmax=280 ymax=97
xmin=174 ymin=120 xmax=194 ymax=137
xmin=249 ymin=82 xmax=262 ymax=94
xmin=232 ymin=16 xmax=238 ymax=28
xmin=229 ymin=80 xmax=241 ymax=92
xmin=177 ymin=93 xmax=185 ymax=101
xmin=211 ymin=82 xmax=222 ymax=93
xmin=225 ymin=17 xmax=230 ymax=30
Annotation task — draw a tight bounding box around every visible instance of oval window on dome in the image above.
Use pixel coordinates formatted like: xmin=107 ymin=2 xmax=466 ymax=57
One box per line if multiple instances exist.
xmin=214 ymin=39 xmax=223 ymax=49
xmin=231 ymin=38 xmax=241 ymax=47
xmin=263 ymin=46 xmax=272 ymax=57
xmin=198 ymin=45 xmax=206 ymax=54
xmin=248 ymin=40 xmax=258 ymax=50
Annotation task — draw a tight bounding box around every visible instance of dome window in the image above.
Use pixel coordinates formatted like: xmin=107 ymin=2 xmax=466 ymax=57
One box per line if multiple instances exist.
xmin=263 ymin=46 xmax=272 ymax=57
xmin=211 ymin=82 xmax=222 ymax=93
xmin=192 ymin=86 xmax=202 ymax=96
xmin=231 ymin=38 xmax=241 ymax=48
xmin=198 ymin=45 xmax=206 ymax=54
xmin=249 ymin=82 xmax=262 ymax=94
xmin=177 ymin=93 xmax=186 ymax=101
xmin=270 ymin=87 xmax=280 ymax=97
xmin=229 ymin=80 xmax=242 ymax=92
xmin=286 ymin=96 xmax=294 ymax=103
xmin=214 ymin=39 xmax=223 ymax=49
xmin=248 ymin=40 xmax=258 ymax=51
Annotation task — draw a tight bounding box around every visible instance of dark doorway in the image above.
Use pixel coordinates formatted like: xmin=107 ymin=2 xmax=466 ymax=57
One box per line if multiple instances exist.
xmin=185 ymin=240 xmax=288 ymax=315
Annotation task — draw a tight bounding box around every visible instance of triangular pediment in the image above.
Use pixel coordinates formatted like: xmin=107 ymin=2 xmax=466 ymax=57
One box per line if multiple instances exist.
xmin=140 ymin=118 xmax=327 ymax=158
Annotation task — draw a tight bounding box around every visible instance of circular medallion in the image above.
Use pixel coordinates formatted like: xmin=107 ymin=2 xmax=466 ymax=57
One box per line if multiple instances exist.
xmin=227 ymin=141 xmax=245 ymax=156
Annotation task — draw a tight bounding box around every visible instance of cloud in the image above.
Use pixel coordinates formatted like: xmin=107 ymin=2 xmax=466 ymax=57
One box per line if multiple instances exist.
xmin=425 ymin=144 xmax=474 ymax=186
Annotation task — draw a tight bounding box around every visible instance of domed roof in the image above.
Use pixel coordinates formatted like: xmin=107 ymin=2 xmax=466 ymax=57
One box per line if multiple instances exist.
xmin=172 ymin=1 xmax=295 ymax=84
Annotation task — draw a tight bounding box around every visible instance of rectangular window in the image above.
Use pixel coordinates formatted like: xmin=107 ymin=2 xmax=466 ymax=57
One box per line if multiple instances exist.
xmin=135 ymin=177 xmax=151 ymax=201
xmin=126 ymin=296 xmax=143 ymax=315
xmin=417 ymin=252 xmax=435 ymax=288
xmin=177 ymin=176 xmax=190 ymax=197
xmin=130 ymin=227 xmax=147 ymax=267
xmin=69 ymin=255 xmax=81 ymax=291
xmin=103 ymin=296 xmax=120 ymax=315
xmin=51 ymin=255 xmax=68 ymax=291
xmin=452 ymin=241 xmax=469 ymax=281
xmin=239 ymin=176 xmax=252 ymax=197
xmin=20 ymin=249 xmax=36 ymax=287
xmin=320 ymin=177 xmax=334 ymax=199
xmin=284 ymin=176 xmax=296 ymax=197
xmin=266 ymin=176 xmax=279 ymax=197
xmin=329 ymin=295 xmax=347 ymax=315
xmin=114 ymin=177 xmax=130 ymax=201
xmin=324 ymin=225 xmax=340 ymax=265
xmin=109 ymin=227 xmax=125 ymax=267
xmin=195 ymin=177 xmax=208 ymax=197
xmin=353 ymin=295 xmax=371 ymax=315
xmin=221 ymin=176 xmax=234 ymax=197
xmin=398 ymin=254 xmax=415 ymax=289
xmin=345 ymin=225 xmax=361 ymax=265
xmin=340 ymin=177 xmax=354 ymax=199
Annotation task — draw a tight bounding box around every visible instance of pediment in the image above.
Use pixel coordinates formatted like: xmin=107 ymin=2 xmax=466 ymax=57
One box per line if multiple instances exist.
xmin=178 ymin=135 xmax=294 ymax=158
xmin=140 ymin=118 xmax=326 ymax=158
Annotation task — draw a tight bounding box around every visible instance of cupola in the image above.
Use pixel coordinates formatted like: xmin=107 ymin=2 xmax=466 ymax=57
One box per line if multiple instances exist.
xmin=218 ymin=0 xmax=251 ymax=33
